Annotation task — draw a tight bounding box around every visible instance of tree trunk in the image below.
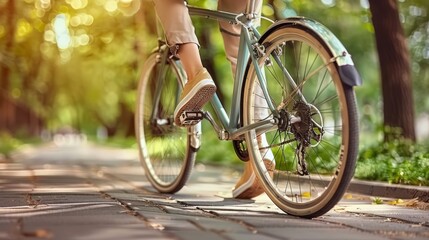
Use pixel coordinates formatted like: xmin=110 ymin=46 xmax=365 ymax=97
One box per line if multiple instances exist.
xmin=368 ymin=0 xmax=416 ymax=142
xmin=0 ymin=0 xmax=46 ymax=136
xmin=0 ymin=0 xmax=16 ymax=134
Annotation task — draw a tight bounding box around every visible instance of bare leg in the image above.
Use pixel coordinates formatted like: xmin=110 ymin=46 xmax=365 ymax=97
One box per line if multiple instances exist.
xmin=153 ymin=0 xmax=215 ymax=126
xmin=153 ymin=0 xmax=203 ymax=80
xmin=173 ymin=44 xmax=216 ymax=126
xmin=178 ymin=43 xmax=204 ymax=80
xmin=218 ymin=0 xmax=274 ymax=200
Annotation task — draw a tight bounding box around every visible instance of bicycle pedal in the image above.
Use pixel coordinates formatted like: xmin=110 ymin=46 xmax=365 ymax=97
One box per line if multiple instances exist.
xmin=179 ymin=111 xmax=204 ymax=126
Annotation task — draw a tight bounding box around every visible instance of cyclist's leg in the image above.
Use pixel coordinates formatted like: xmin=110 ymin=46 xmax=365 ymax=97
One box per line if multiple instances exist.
xmin=217 ymin=0 xmax=273 ymax=199
xmin=153 ymin=0 xmax=216 ymax=126
xmin=218 ymin=0 xmax=262 ymax=74
xmin=233 ymin=84 xmax=276 ymax=199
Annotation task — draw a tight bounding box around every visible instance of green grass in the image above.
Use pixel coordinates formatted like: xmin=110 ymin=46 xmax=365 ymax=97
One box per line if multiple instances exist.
xmin=196 ymin=129 xmax=243 ymax=167
xmin=0 ymin=132 xmax=23 ymax=159
xmin=91 ymin=123 xmax=242 ymax=167
xmin=355 ymin=139 xmax=429 ymax=186
xmin=193 ymin=126 xmax=429 ymax=186
xmin=0 ymin=132 xmax=41 ymax=160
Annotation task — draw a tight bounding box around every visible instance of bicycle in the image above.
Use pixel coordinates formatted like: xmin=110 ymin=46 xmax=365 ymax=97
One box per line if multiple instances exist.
xmin=135 ymin=1 xmax=361 ymax=218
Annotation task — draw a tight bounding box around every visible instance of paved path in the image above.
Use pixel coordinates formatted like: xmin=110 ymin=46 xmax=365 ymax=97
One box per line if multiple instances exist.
xmin=0 ymin=141 xmax=428 ymax=240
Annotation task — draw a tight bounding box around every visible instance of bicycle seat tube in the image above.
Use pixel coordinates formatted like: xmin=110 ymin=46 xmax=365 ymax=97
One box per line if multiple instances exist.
xmin=186 ymin=0 xmax=266 ymax=138
xmin=245 ymin=0 xmax=257 ymax=17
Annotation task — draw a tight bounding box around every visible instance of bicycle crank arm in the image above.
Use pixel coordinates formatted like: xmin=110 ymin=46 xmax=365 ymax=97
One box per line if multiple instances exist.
xmin=202 ymin=111 xmax=229 ymax=140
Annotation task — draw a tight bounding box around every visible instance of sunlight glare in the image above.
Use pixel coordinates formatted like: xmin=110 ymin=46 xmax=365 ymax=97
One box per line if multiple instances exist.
xmin=35 ymin=0 xmax=51 ymax=10
xmin=104 ymin=0 xmax=118 ymax=12
xmin=44 ymin=29 xmax=55 ymax=43
xmin=360 ymin=0 xmax=369 ymax=9
xmin=74 ymin=34 xmax=90 ymax=47
xmin=424 ymin=47 xmax=429 ymax=60
xmin=321 ymin=0 xmax=335 ymax=7
xmin=16 ymin=19 xmax=33 ymax=42
xmin=70 ymin=13 xmax=94 ymax=27
xmin=54 ymin=14 xmax=71 ymax=50
xmin=118 ymin=0 xmax=141 ymax=16
xmin=65 ymin=0 xmax=88 ymax=10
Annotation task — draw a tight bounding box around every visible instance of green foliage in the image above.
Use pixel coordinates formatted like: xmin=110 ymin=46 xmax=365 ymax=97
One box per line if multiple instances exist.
xmin=1 ymin=0 xmax=146 ymax=135
xmin=0 ymin=132 xmax=23 ymax=158
xmin=356 ymin=139 xmax=429 ymax=186
xmin=1 ymin=0 xmax=429 ymax=186
xmin=372 ymin=197 xmax=383 ymax=205
xmin=195 ymin=122 xmax=242 ymax=166
xmin=1 ymin=0 xmax=428 ymax=142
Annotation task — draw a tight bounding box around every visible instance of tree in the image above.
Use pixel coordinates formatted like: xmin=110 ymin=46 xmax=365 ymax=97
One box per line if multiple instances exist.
xmin=368 ymin=0 xmax=416 ymax=141
xmin=0 ymin=0 xmax=16 ymax=133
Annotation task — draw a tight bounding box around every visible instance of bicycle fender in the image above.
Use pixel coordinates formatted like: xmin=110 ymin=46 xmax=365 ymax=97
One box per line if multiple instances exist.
xmin=263 ymin=17 xmax=362 ymax=86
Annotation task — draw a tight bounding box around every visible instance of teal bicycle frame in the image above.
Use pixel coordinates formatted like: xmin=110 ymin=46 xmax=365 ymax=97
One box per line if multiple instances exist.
xmin=156 ymin=2 xmax=361 ymax=142
xmin=187 ymin=5 xmax=276 ymax=141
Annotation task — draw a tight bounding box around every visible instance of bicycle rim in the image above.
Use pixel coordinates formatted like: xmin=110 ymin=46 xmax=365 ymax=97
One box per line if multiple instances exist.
xmin=135 ymin=53 xmax=197 ymax=193
xmin=243 ymin=26 xmax=359 ymax=217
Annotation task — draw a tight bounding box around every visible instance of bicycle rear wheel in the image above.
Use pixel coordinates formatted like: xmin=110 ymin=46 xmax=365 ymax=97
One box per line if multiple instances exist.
xmin=243 ymin=23 xmax=359 ymax=217
xmin=135 ymin=51 xmax=198 ymax=193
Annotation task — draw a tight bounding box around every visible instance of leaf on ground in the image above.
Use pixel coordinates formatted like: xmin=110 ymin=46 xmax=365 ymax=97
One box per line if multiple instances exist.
xmin=387 ymin=198 xmax=419 ymax=206
xmin=343 ymin=193 xmax=353 ymax=199
xmin=25 ymin=194 xmax=42 ymax=208
xmin=22 ymin=229 xmax=52 ymax=238
xmin=301 ymin=192 xmax=311 ymax=199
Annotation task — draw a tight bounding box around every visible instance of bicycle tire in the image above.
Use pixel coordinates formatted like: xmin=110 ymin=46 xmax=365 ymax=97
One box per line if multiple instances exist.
xmin=135 ymin=51 xmax=198 ymax=193
xmin=243 ymin=23 xmax=359 ymax=218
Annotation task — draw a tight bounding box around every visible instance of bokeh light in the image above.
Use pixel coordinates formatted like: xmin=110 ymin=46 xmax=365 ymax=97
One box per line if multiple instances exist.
xmin=53 ymin=14 xmax=71 ymax=50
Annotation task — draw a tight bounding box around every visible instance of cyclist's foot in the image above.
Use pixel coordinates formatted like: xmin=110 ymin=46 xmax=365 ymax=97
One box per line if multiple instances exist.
xmin=232 ymin=159 xmax=275 ymax=199
xmin=174 ymin=68 xmax=216 ymax=126
xmin=233 ymin=135 xmax=275 ymax=199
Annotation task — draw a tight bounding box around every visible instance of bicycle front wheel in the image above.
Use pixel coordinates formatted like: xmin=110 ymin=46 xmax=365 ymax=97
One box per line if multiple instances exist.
xmin=243 ymin=24 xmax=359 ymax=217
xmin=135 ymin=52 xmax=198 ymax=193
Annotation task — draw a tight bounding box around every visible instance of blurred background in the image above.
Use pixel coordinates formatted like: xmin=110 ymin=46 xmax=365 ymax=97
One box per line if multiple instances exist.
xmin=0 ymin=0 xmax=428 ymax=184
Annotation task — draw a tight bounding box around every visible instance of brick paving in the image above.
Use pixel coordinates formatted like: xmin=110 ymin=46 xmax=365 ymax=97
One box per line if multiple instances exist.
xmin=0 ymin=142 xmax=428 ymax=240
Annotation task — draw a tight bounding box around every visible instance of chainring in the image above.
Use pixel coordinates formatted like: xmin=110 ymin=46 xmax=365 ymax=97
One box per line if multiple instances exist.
xmin=232 ymin=139 xmax=249 ymax=162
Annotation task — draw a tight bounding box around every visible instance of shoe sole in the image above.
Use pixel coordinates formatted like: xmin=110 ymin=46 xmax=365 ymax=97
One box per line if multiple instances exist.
xmin=233 ymin=160 xmax=275 ymax=199
xmin=174 ymin=79 xmax=216 ymax=126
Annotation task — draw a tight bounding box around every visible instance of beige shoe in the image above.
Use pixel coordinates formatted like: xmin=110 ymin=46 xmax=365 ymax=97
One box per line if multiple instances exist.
xmin=233 ymin=134 xmax=275 ymax=199
xmin=232 ymin=159 xmax=275 ymax=199
xmin=174 ymin=68 xmax=216 ymax=126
